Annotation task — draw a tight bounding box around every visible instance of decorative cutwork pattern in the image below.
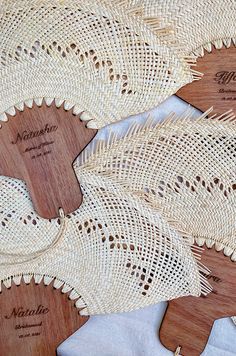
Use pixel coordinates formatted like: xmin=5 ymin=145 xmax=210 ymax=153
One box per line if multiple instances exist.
xmin=82 ymin=109 xmax=236 ymax=258
xmin=0 ymin=0 xmax=197 ymax=128
xmin=0 ymin=110 xmax=220 ymax=316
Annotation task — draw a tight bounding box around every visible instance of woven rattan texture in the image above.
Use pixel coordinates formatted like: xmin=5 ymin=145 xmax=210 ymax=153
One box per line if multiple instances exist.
xmin=0 ymin=0 xmax=196 ymax=128
xmin=126 ymin=0 xmax=236 ymax=56
xmin=0 ymin=115 xmax=214 ymax=316
xmin=83 ymin=109 xmax=236 ymax=259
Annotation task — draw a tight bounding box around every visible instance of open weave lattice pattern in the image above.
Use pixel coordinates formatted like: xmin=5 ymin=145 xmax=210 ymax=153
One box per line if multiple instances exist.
xmin=82 ymin=109 xmax=236 ymax=259
xmin=0 ymin=0 xmax=197 ymax=128
xmin=126 ymin=0 xmax=236 ymax=56
xmin=0 ymin=113 xmax=214 ymax=316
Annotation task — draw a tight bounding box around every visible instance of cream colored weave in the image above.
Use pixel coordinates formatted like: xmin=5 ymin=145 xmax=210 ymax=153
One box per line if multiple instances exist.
xmin=0 ymin=0 xmax=198 ymax=128
xmin=84 ymin=108 xmax=236 ymax=259
xmin=0 ymin=112 xmax=214 ymax=316
xmin=126 ymin=0 xmax=236 ymax=56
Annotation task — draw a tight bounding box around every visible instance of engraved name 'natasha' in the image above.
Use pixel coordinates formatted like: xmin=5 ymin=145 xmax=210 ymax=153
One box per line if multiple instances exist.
xmin=12 ymin=124 xmax=58 ymax=144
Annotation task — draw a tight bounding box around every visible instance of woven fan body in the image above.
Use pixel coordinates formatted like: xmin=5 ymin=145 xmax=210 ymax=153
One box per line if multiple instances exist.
xmin=86 ymin=110 xmax=236 ymax=259
xmin=0 ymin=159 xmax=204 ymax=315
xmin=0 ymin=0 xmax=196 ymax=128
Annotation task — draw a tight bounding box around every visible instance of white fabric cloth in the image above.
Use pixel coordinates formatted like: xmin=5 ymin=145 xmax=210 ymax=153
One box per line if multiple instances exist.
xmin=58 ymin=96 xmax=236 ymax=356
xmin=58 ymin=302 xmax=236 ymax=356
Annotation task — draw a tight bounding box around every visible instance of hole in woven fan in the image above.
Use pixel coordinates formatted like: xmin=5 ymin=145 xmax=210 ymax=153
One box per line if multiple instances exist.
xmin=219 ymin=183 xmax=224 ymax=191
xmin=19 ymin=212 xmax=41 ymax=226
xmin=186 ymin=181 xmax=190 ymax=188
xmin=177 ymin=176 xmax=183 ymax=183
xmin=232 ymin=183 xmax=236 ymax=190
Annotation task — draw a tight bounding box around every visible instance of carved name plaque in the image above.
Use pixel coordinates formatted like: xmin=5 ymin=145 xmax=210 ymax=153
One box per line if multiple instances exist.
xmin=0 ymin=280 xmax=89 ymax=355
xmin=177 ymin=46 xmax=236 ymax=115
xmin=0 ymin=101 xmax=97 ymax=218
xmin=159 ymin=248 xmax=236 ymax=356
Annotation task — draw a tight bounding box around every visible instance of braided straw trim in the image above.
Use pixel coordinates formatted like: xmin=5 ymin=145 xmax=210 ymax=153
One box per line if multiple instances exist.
xmin=0 ymin=98 xmax=98 ymax=129
xmin=0 ymin=274 xmax=87 ymax=313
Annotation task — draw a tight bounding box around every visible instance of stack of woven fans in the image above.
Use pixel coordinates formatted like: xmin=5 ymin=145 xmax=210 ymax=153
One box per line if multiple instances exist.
xmin=0 ymin=0 xmax=235 ymax=336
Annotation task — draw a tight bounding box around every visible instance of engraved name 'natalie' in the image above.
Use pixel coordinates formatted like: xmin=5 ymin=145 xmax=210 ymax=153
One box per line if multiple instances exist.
xmin=5 ymin=305 xmax=49 ymax=319
xmin=214 ymin=71 xmax=236 ymax=85
xmin=12 ymin=124 xmax=58 ymax=145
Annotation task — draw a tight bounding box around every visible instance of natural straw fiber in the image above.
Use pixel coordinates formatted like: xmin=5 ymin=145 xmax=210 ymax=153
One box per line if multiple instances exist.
xmin=125 ymin=0 xmax=236 ymax=57
xmin=0 ymin=0 xmax=199 ymax=128
xmin=85 ymin=108 xmax=236 ymax=260
xmin=0 ymin=110 xmax=215 ymax=316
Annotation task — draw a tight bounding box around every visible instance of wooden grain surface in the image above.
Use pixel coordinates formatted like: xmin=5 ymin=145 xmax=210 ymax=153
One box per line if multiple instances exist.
xmin=159 ymin=247 xmax=236 ymax=355
xmin=177 ymin=46 xmax=236 ymax=115
xmin=0 ymin=280 xmax=89 ymax=355
xmin=0 ymin=102 xmax=97 ymax=219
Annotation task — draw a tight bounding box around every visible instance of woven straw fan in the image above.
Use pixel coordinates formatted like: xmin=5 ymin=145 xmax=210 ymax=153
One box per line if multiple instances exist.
xmin=0 ymin=0 xmax=200 ymax=129
xmin=0 ymin=111 xmax=213 ymax=355
xmin=85 ymin=108 xmax=236 ymax=261
xmin=0 ymin=154 xmax=209 ymax=312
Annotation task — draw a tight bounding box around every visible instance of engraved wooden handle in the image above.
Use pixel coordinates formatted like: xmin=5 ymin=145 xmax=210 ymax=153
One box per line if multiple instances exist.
xmin=159 ymin=248 xmax=236 ymax=356
xmin=0 ymin=102 xmax=97 ymax=219
xmin=160 ymin=299 xmax=215 ymax=356
xmin=26 ymin=162 xmax=82 ymax=218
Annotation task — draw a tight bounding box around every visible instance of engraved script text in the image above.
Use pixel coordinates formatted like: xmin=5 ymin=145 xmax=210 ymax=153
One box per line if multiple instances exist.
xmin=214 ymin=71 xmax=236 ymax=85
xmin=12 ymin=124 xmax=58 ymax=145
xmin=5 ymin=305 xmax=49 ymax=319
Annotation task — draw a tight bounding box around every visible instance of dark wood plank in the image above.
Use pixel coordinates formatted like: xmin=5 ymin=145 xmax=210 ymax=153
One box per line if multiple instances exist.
xmin=0 ymin=101 xmax=97 ymax=219
xmin=159 ymin=247 xmax=236 ymax=355
xmin=177 ymin=46 xmax=236 ymax=115
xmin=0 ymin=280 xmax=89 ymax=355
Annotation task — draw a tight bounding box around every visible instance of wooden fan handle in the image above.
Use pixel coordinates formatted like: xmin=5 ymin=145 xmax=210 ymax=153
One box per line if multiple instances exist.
xmin=0 ymin=101 xmax=97 ymax=219
xmin=0 ymin=279 xmax=89 ymax=356
xmin=159 ymin=248 xmax=236 ymax=355
xmin=177 ymin=46 xmax=236 ymax=116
